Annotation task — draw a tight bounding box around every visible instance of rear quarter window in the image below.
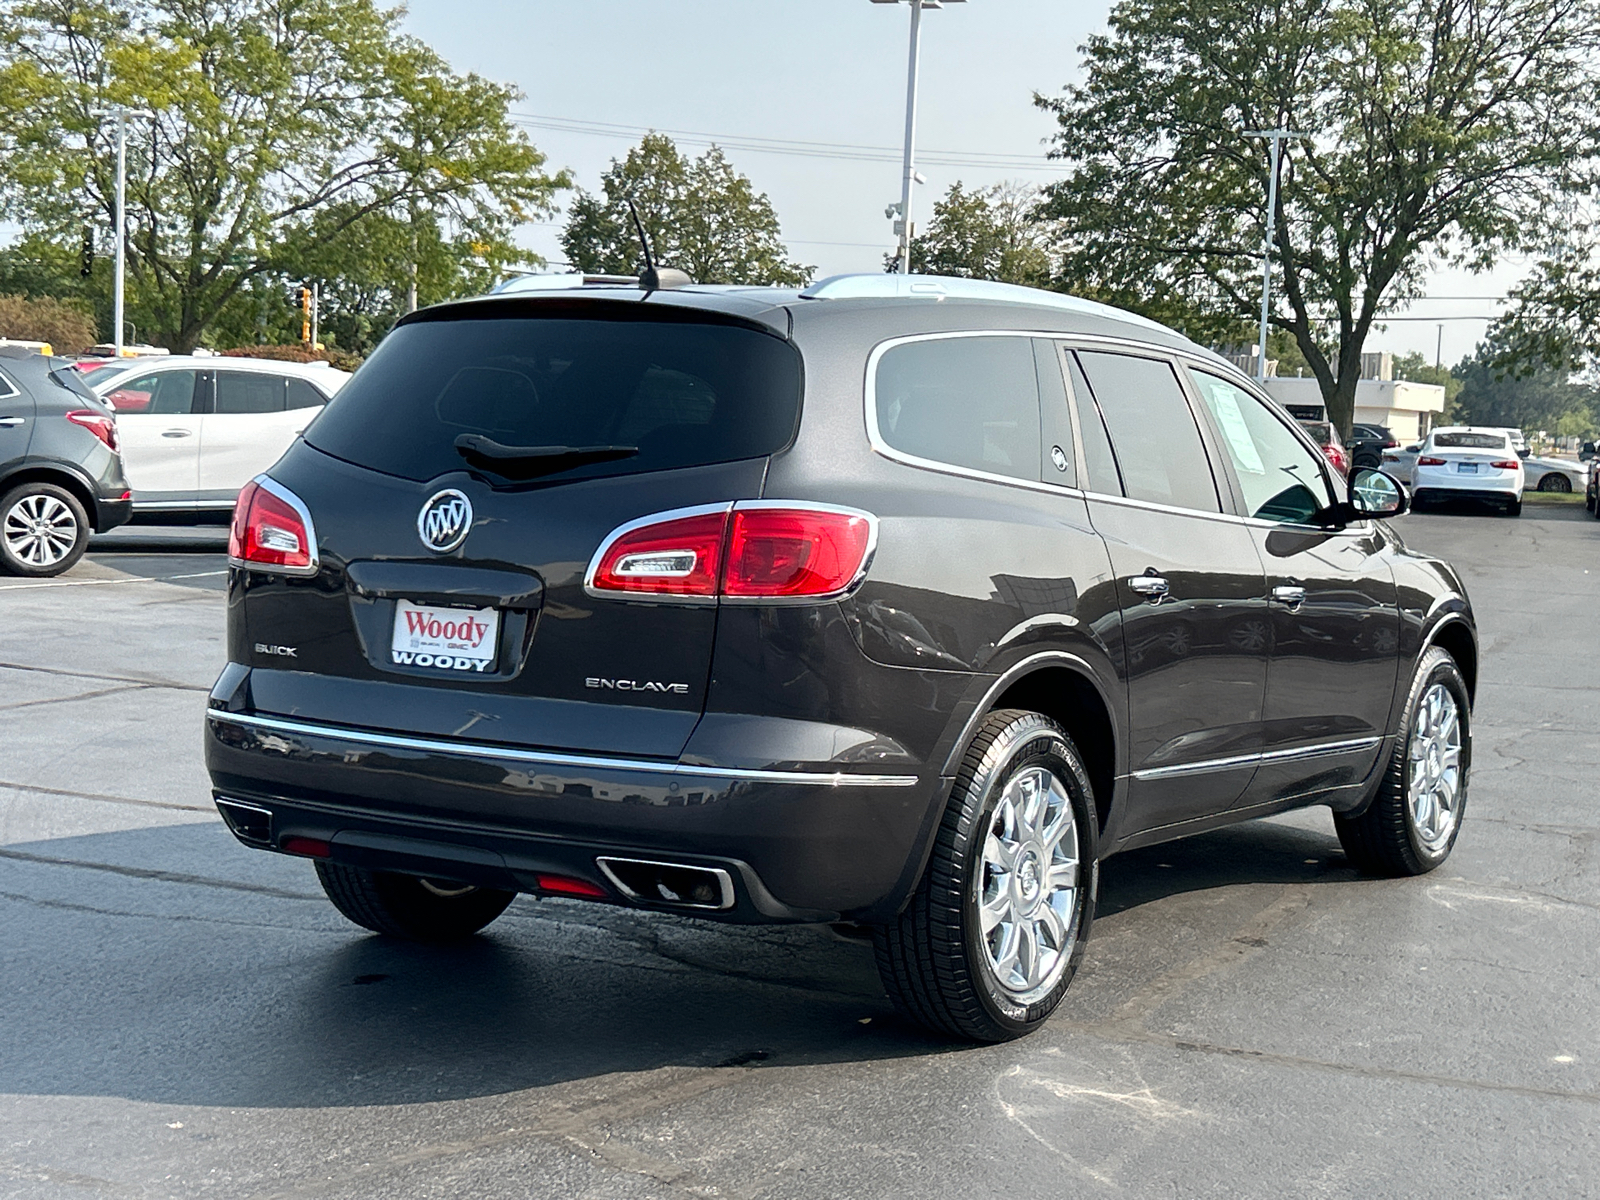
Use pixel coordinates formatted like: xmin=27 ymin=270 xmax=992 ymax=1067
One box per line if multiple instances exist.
xmin=304 ymin=315 xmax=802 ymax=484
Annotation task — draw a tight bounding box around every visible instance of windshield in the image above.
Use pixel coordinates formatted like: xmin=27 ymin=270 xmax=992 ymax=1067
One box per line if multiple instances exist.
xmin=305 ymin=314 xmax=803 ymax=484
xmin=1433 ymin=432 xmax=1508 ymax=450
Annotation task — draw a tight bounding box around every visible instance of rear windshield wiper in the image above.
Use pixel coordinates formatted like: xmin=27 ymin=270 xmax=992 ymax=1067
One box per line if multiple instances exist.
xmin=454 ymin=434 xmax=639 ymax=481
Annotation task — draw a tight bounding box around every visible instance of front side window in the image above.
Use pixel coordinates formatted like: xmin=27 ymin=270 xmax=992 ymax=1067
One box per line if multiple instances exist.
xmin=106 ymin=370 xmax=197 ymax=414
xmin=1075 ymin=350 xmax=1220 ymax=512
xmin=875 ymin=335 xmax=1041 ymax=482
xmin=1187 ymin=368 xmax=1336 ymax=523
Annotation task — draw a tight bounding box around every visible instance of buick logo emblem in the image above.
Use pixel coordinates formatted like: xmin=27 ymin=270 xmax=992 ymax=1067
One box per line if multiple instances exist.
xmin=417 ymin=489 xmax=473 ymax=553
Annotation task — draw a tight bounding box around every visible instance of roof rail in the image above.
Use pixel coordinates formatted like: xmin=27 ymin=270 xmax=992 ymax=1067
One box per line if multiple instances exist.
xmin=491 ymin=272 xmax=640 ymax=295
xmin=797 ymin=273 xmax=1172 ymax=333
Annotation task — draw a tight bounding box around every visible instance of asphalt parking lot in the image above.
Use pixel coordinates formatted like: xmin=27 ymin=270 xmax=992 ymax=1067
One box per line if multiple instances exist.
xmin=2 ymin=504 xmax=1596 ymax=1199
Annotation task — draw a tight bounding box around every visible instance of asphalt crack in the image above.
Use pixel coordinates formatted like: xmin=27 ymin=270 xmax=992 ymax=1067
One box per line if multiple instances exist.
xmin=0 ymin=846 xmax=320 ymax=901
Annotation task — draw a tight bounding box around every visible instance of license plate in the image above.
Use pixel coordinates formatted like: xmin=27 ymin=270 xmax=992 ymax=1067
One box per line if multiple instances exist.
xmin=1456 ymin=462 xmax=1479 ymax=474
xmin=391 ymin=600 xmax=499 ymax=673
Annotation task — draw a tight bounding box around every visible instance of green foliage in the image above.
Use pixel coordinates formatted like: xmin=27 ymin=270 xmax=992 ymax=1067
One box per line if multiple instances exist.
xmin=1391 ymin=351 xmax=1464 ymax=405
xmin=0 ymin=292 xmax=96 ymax=351
xmin=1034 ymin=0 xmax=1600 ymax=436
xmin=0 ymin=0 xmax=567 ymax=352
xmin=895 ymin=182 xmax=1053 ymax=285
xmin=219 ymin=344 xmax=363 ymax=372
xmin=561 ymin=134 xmax=810 ymax=286
xmin=1451 ymin=339 xmax=1599 ymax=433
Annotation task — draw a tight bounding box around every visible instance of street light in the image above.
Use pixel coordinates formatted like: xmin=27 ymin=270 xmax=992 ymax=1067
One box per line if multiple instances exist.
xmin=103 ymin=106 xmax=156 ymax=358
xmin=872 ymin=0 xmax=965 ymax=274
xmin=1242 ymin=127 xmax=1305 ymax=380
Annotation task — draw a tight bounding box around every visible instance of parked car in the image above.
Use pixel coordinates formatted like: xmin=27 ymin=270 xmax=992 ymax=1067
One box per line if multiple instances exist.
xmin=1347 ymin=422 xmax=1399 ymax=469
xmin=0 ymin=347 xmax=132 ymax=575
xmin=1382 ymin=440 xmax=1421 ymax=485
xmin=1520 ymin=453 xmax=1588 ymax=494
xmin=1586 ymin=461 xmax=1599 ymax=517
xmin=93 ymin=356 xmax=349 ymax=521
xmin=206 ymin=273 xmax=1477 ymax=1043
xmin=1297 ymin=419 xmax=1350 ymax=474
xmin=1411 ymin=427 xmax=1525 ymax=515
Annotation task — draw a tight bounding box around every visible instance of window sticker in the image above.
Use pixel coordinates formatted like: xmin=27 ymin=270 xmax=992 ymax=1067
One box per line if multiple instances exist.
xmin=1206 ymin=381 xmax=1266 ymax=475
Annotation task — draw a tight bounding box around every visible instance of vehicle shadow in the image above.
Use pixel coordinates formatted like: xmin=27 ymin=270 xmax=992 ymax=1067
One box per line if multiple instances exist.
xmin=1414 ymin=495 xmax=1591 ymax=521
xmin=0 ymin=813 xmax=1353 ymax=1109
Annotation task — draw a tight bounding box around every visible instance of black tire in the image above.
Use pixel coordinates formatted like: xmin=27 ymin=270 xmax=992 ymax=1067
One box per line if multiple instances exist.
xmin=1506 ymin=497 xmax=1522 ymax=516
xmin=314 ymin=862 xmax=515 ymax=942
xmin=874 ymin=710 xmax=1098 ymax=1042
xmin=1335 ymin=647 xmax=1470 ymax=876
xmin=1537 ymin=473 xmax=1571 ymax=493
xmin=0 ymin=482 xmax=89 ymax=577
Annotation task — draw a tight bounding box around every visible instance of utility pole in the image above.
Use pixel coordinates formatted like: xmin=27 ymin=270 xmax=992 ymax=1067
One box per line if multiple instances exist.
xmin=108 ymin=106 xmax=154 ymax=358
xmin=873 ymin=0 xmax=963 ymax=274
xmin=1243 ymin=128 xmax=1302 ymax=380
xmin=312 ymin=282 xmax=320 ymax=350
xmin=1436 ymin=323 xmax=1443 ymax=370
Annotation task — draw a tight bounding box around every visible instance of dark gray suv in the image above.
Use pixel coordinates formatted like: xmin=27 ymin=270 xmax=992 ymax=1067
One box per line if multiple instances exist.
xmin=206 ymin=274 xmax=1476 ymax=1041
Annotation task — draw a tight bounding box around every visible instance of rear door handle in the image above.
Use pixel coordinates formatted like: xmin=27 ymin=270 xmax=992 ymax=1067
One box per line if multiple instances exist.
xmin=161 ymin=428 xmax=194 ymax=438
xmin=0 ymin=416 xmax=23 ymax=428
xmin=1272 ymin=585 xmax=1307 ymax=608
xmin=1128 ymin=574 xmax=1170 ymax=601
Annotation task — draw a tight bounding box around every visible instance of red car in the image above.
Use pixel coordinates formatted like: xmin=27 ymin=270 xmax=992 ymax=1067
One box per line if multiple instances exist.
xmin=1298 ymin=420 xmax=1350 ymax=475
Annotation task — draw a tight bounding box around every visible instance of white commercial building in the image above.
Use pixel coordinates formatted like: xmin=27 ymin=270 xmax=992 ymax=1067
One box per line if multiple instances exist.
xmin=1262 ymin=377 xmax=1448 ymax=443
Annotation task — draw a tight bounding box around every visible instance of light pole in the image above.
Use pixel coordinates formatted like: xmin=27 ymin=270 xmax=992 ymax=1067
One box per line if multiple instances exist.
xmin=108 ymin=106 xmax=155 ymax=357
xmin=1243 ymin=128 xmax=1303 ymax=380
xmin=873 ymin=0 xmax=964 ymax=274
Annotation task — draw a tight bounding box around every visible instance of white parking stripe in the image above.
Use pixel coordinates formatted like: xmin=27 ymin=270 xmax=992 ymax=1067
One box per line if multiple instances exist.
xmin=0 ymin=569 xmax=225 ymax=592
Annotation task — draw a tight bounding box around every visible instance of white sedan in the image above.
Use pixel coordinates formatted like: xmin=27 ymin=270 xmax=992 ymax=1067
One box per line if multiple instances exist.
xmin=1521 ymin=453 xmax=1589 ymax=494
xmin=93 ymin=357 xmax=349 ymax=519
xmin=1410 ymin=426 xmax=1525 ymax=516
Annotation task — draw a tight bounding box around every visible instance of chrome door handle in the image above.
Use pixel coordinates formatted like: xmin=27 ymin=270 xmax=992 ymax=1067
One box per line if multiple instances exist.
xmin=0 ymin=416 xmax=23 ymax=427
xmin=161 ymin=428 xmax=194 ymax=438
xmin=1272 ymin=585 xmax=1307 ymax=608
xmin=1128 ymin=574 xmax=1170 ymax=600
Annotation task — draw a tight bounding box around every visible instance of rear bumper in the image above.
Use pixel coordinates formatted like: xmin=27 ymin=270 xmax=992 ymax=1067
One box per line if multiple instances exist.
xmin=94 ymin=494 xmax=133 ymax=532
xmin=1412 ymin=467 xmax=1521 ymax=498
xmin=204 ymin=707 xmax=941 ymax=924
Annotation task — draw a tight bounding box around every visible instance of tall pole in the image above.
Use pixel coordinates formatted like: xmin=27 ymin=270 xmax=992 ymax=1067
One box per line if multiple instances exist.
xmin=1244 ymin=128 xmax=1299 ymax=380
xmin=113 ymin=107 xmax=127 ymax=357
xmin=1435 ymin=323 xmax=1443 ymax=370
xmin=896 ymin=0 xmax=925 ymax=274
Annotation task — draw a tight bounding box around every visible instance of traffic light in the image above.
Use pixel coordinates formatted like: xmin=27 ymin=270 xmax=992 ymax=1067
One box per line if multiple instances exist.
xmin=79 ymin=227 xmax=93 ymax=278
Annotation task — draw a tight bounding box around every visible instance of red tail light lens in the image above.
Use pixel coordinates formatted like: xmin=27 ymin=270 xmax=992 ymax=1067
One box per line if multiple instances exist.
xmin=535 ymin=873 xmax=609 ymax=899
xmin=588 ymin=509 xmax=730 ymax=598
xmin=723 ymin=507 xmax=874 ymax=598
xmin=1490 ymin=460 xmax=1521 ymax=470
xmin=1416 ymin=456 xmax=1446 ymax=466
xmin=587 ymin=503 xmax=876 ymax=602
xmin=66 ymin=410 xmax=118 ymax=452
xmin=1320 ymin=444 xmax=1349 ymax=474
xmin=229 ymin=477 xmax=318 ymax=574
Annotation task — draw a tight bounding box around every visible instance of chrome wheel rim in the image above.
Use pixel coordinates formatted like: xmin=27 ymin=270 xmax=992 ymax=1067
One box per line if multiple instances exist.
xmin=976 ymin=765 xmax=1081 ymax=1004
xmin=3 ymin=493 xmax=78 ymax=568
xmin=1407 ymin=683 xmax=1463 ymax=855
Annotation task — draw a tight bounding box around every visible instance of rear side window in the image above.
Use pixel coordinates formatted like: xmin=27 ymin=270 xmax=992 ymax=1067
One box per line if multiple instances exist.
xmin=285 ymin=378 xmax=327 ymax=410
xmin=1075 ymin=351 xmax=1220 ymax=513
xmin=873 ymin=335 xmax=1040 ymax=482
xmin=305 ymin=316 xmax=802 ymax=483
xmin=215 ymin=371 xmax=285 ymax=414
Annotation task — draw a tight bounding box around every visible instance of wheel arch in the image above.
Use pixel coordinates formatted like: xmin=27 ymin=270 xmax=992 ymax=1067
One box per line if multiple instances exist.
xmin=0 ymin=463 xmax=99 ymax=528
xmin=1421 ymin=615 xmax=1477 ymax=705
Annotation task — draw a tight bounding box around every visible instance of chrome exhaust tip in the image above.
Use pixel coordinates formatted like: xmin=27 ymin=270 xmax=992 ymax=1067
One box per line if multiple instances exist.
xmin=215 ymin=796 xmax=273 ymax=847
xmin=595 ymin=857 xmax=735 ymax=910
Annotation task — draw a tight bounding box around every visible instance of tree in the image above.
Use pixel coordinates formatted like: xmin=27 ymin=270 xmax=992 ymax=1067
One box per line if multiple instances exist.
xmin=562 ymin=134 xmax=811 ymax=286
xmin=892 ymin=182 xmax=1053 ymax=285
xmin=0 ymin=0 xmax=566 ymax=351
xmin=0 ymin=292 xmax=96 ymax=350
xmin=1390 ymin=350 xmax=1464 ymax=407
xmin=1451 ymin=337 xmax=1599 ymax=431
xmin=1034 ymin=0 xmax=1600 ymax=437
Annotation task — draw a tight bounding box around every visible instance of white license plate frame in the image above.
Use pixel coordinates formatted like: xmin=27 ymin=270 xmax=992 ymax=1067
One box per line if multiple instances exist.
xmin=1456 ymin=462 xmax=1479 ymax=474
xmin=391 ymin=599 xmax=500 ymax=673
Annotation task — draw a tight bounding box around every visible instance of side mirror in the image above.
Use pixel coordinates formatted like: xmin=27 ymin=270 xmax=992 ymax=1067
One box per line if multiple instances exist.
xmin=1517 ymin=448 xmax=1530 ymax=459
xmin=1581 ymin=442 xmax=1596 ymax=462
xmin=1349 ymin=467 xmax=1408 ymax=519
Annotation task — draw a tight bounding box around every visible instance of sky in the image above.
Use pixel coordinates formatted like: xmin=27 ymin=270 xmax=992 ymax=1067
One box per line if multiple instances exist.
xmin=399 ymin=0 xmax=1528 ymax=370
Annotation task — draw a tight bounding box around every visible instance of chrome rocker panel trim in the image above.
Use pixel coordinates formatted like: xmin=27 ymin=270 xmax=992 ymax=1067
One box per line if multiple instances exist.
xmin=1131 ymin=736 xmax=1383 ymax=782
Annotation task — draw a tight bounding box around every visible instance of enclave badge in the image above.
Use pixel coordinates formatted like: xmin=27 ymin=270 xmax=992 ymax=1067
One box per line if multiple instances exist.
xmin=417 ymin=489 xmax=473 ymax=553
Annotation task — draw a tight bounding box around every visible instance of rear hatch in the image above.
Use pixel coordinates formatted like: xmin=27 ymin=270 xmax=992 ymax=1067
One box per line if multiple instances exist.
xmin=238 ymin=298 xmax=801 ymax=760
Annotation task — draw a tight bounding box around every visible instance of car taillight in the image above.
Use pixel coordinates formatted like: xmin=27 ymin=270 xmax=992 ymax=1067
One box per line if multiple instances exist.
xmin=587 ymin=503 xmax=876 ymax=603
xmin=1417 ymin=456 xmax=1446 ymax=466
xmin=1321 ymin=444 xmax=1349 ymax=474
xmin=65 ymin=410 xmax=118 ymax=452
xmin=1490 ymin=460 xmax=1521 ymax=470
xmin=229 ymin=477 xmax=318 ymax=574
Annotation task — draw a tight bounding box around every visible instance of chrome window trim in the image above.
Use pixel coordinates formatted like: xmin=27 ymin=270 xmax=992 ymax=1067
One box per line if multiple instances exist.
xmin=1132 ymin=736 xmax=1382 ymax=782
xmin=227 ymin=473 xmax=321 ymax=577
xmin=207 ymin=709 xmax=922 ymax=788
xmin=0 ymin=369 xmax=18 ymax=400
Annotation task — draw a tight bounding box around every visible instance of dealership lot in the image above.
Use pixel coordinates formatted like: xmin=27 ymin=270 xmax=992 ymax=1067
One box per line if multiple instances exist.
xmin=1 ymin=508 xmax=1596 ymax=1199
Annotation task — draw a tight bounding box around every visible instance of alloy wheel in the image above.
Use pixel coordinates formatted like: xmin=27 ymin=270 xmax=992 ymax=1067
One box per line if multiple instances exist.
xmin=976 ymin=765 xmax=1081 ymax=1004
xmin=1407 ymin=683 xmax=1463 ymax=855
xmin=3 ymin=493 xmax=78 ymax=568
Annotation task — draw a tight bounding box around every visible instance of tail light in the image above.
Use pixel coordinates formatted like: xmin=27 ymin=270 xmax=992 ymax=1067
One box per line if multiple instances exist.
xmin=1490 ymin=460 xmax=1521 ymax=470
xmin=1320 ymin=444 xmax=1349 ymax=474
xmin=586 ymin=502 xmax=876 ymax=604
xmin=65 ymin=410 xmax=118 ymax=452
xmin=229 ymin=477 xmax=319 ymax=575
xmin=1417 ymin=456 xmax=1446 ymax=466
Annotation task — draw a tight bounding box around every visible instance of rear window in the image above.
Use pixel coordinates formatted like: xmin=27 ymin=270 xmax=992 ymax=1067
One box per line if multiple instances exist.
xmin=1433 ymin=431 xmax=1508 ymax=450
xmin=305 ymin=315 xmax=802 ymax=483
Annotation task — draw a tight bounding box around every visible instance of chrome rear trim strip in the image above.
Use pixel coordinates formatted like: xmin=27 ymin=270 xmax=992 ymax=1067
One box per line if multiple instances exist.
xmin=1133 ymin=736 xmax=1382 ymax=782
xmin=207 ymin=710 xmax=921 ymax=788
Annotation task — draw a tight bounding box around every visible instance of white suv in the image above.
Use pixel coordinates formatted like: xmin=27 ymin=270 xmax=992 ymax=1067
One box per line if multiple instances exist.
xmin=1411 ymin=426 xmax=1525 ymax=516
xmin=94 ymin=357 xmax=349 ymax=519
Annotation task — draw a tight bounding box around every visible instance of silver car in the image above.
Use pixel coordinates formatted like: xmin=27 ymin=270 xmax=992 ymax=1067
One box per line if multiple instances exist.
xmin=1521 ymin=454 xmax=1589 ymax=494
xmin=1382 ymin=441 xmax=1421 ymax=485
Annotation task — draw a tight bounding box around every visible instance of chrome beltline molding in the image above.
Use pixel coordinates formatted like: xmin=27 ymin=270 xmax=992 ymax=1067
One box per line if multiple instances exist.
xmin=207 ymin=709 xmax=921 ymax=788
xmin=1133 ymin=736 xmax=1382 ymax=782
